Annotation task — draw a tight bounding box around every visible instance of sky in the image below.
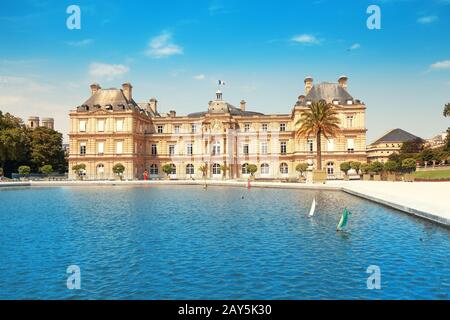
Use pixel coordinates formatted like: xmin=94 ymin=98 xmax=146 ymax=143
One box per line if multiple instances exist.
xmin=0 ymin=0 xmax=449 ymax=143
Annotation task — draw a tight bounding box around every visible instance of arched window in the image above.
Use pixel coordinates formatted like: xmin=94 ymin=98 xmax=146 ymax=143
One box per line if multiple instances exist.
xmin=280 ymin=163 xmax=288 ymax=174
xmin=170 ymin=163 xmax=176 ymax=174
xmin=212 ymin=163 xmax=221 ymax=175
xmin=261 ymin=163 xmax=269 ymax=175
xmin=97 ymin=164 xmax=105 ymax=174
xmin=242 ymin=163 xmax=249 ymax=174
xmin=150 ymin=164 xmax=158 ymax=175
xmin=326 ymin=162 xmax=334 ymax=175
xmin=186 ymin=164 xmax=194 ymax=175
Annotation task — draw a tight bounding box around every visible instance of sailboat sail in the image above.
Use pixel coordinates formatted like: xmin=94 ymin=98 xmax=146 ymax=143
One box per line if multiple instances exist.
xmin=308 ymin=198 xmax=316 ymax=217
xmin=337 ymin=208 xmax=351 ymax=231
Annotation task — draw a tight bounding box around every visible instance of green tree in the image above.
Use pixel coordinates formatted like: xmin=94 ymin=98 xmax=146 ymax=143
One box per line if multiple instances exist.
xmin=40 ymin=164 xmax=53 ymax=175
xmin=360 ymin=163 xmax=370 ymax=174
xmin=340 ymin=162 xmax=351 ymax=175
xmin=400 ymin=138 xmax=423 ymax=154
xmin=247 ymin=164 xmax=257 ymax=176
xmin=198 ymin=163 xmax=208 ymax=178
xmin=113 ymin=163 xmax=125 ymax=179
xmin=383 ymin=160 xmax=399 ymax=173
xmin=295 ymin=163 xmax=308 ymax=177
xmin=419 ymin=148 xmax=434 ymax=164
xmin=220 ymin=164 xmax=230 ymax=178
xmin=443 ymin=103 xmax=450 ymax=117
xmin=72 ymin=164 xmax=86 ymax=179
xmin=350 ymin=161 xmax=361 ymax=174
xmin=402 ymin=158 xmax=417 ymax=173
xmin=162 ymin=164 xmax=173 ymax=177
xmin=295 ymin=100 xmax=340 ymax=170
xmin=18 ymin=165 xmax=31 ymax=175
xmin=0 ymin=167 xmax=3 ymax=176
xmin=29 ymin=127 xmax=66 ymax=173
xmin=368 ymin=161 xmax=384 ymax=174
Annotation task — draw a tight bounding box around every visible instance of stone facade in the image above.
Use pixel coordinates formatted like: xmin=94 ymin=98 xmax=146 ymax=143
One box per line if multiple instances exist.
xmin=68 ymin=77 xmax=367 ymax=180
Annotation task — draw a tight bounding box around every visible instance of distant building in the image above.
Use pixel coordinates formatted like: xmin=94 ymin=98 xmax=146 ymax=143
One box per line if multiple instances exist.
xmin=425 ymin=132 xmax=448 ymax=149
xmin=367 ymin=128 xmax=422 ymax=163
xmin=26 ymin=116 xmax=54 ymax=130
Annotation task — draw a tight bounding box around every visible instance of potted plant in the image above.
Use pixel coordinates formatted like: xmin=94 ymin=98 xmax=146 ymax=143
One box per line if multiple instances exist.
xmin=369 ymin=161 xmax=383 ymax=181
xmin=198 ymin=163 xmax=208 ymax=180
xmin=295 ymin=163 xmax=308 ymax=182
xmin=18 ymin=165 xmax=31 ymax=181
xmin=40 ymin=164 xmax=53 ymax=180
xmin=402 ymin=158 xmax=416 ymax=182
xmin=383 ymin=161 xmax=398 ymax=182
xmin=340 ymin=162 xmax=351 ymax=181
xmin=113 ymin=163 xmax=125 ymax=181
xmin=360 ymin=163 xmax=370 ymax=180
xmin=220 ymin=164 xmax=230 ymax=180
xmin=162 ymin=164 xmax=173 ymax=180
xmin=247 ymin=164 xmax=257 ymax=180
xmin=72 ymin=164 xmax=86 ymax=180
xmin=350 ymin=161 xmax=361 ymax=177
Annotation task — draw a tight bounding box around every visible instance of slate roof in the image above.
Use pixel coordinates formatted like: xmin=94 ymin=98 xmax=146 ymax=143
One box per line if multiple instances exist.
xmin=371 ymin=128 xmax=423 ymax=145
xmin=77 ymin=88 xmax=140 ymax=112
xmin=187 ymin=103 xmax=264 ymax=118
xmin=296 ymin=82 xmax=355 ymax=106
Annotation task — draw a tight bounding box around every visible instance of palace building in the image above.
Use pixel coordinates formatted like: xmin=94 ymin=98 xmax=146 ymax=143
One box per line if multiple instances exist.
xmin=68 ymin=76 xmax=367 ymax=180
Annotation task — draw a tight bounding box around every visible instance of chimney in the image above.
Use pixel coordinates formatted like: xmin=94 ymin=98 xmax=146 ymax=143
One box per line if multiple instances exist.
xmin=338 ymin=76 xmax=348 ymax=90
xmin=122 ymin=83 xmax=133 ymax=101
xmin=240 ymin=100 xmax=246 ymax=111
xmin=90 ymin=83 xmax=101 ymax=95
xmin=169 ymin=110 xmax=176 ymax=117
xmin=216 ymin=90 xmax=222 ymax=101
xmin=149 ymin=98 xmax=158 ymax=114
xmin=304 ymin=76 xmax=313 ymax=94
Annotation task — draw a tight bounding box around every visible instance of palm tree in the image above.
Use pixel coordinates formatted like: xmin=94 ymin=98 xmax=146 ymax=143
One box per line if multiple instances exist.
xmin=444 ymin=103 xmax=450 ymax=117
xmin=295 ymin=100 xmax=341 ymax=170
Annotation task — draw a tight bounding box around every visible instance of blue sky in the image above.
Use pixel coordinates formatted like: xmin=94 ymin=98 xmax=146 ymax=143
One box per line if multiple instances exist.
xmin=0 ymin=0 xmax=449 ymax=142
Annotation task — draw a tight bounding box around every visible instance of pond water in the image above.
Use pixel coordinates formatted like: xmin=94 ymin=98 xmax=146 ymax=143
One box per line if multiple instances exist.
xmin=0 ymin=185 xmax=449 ymax=299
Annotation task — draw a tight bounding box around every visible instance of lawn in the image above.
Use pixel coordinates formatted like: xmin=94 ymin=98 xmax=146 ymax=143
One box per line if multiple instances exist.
xmin=413 ymin=169 xmax=450 ymax=180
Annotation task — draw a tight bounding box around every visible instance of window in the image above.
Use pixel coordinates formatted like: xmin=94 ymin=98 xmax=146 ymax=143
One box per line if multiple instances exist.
xmin=347 ymin=138 xmax=355 ymax=153
xmin=306 ymin=101 xmax=312 ymax=105
xmin=347 ymin=100 xmax=353 ymax=105
xmin=327 ymin=139 xmax=334 ymax=152
xmin=186 ymin=143 xmax=193 ymax=156
xmin=97 ymin=119 xmax=105 ymax=132
xmin=191 ymin=124 xmax=197 ymax=133
xmin=261 ymin=163 xmax=269 ymax=175
xmin=261 ymin=142 xmax=268 ymax=155
xmin=243 ymin=144 xmax=249 ymax=155
xmin=97 ymin=164 xmax=104 ymax=175
xmin=150 ymin=164 xmax=158 ymax=175
xmin=280 ymin=163 xmax=289 ymax=174
xmin=169 ymin=164 xmax=176 ymax=174
xmin=186 ymin=164 xmax=194 ymax=175
xmin=327 ymin=162 xmax=334 ymax=175
xmin=79 ymin=142 xmax=86 ymax=155
xmin=242 ymin=163 xmax=249 ymax=174
xmin=280 ymin=123 xmax=286 ymax=132
xmin=244 ymin=123 xmax=250 ymax=132
xmin=333 ymin=100 xmax=339 ymax=106
xmin=261 ymin=123 xmax=268 ymax=132
xmin=307 ymin=139 xmax=314 ymax=152
xmin=151 ymin=144 xmax=157 ymax=156
xmin=79 ymin=120 xmax=86 ymax=132
xmin=212 ymin=163 xmax=221 ymax=175
xmin=212 ymin=141 xmax=221 ymax=155
xmin=346 ymin=115 xmax=354 ymax=128
xmin=174 ymin=125 xmax=180 ymax=134
xmin=157 ymin=125 xmax=164 ymax=133
xmin=280 ymin=142 xmax=287 ymax=154
xmin=116 ymin=119 xmax=124 ymax=132
xmin=97 ymin=141 xmax=104 ymax=155
xmin=169 ymin=144 xmax=175 ymax=156
xmin=116 ymin=141 xmax=123 ymax=154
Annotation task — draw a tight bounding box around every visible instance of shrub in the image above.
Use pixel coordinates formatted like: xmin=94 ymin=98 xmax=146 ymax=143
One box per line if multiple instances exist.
xmin=402 ymin=158 xmax=416 ymax=173
xmin=18 ymin=165 xmax=31 ymax=175
xmin=383 ymin=161 xmax=399 ymax=173
xmin=359 ymin=163 xmax=370 ymax=174
xmin=295 ymin=163 xmax=308 ymax=176
xmin=0 ymin=167 xmax=3 ymax=176
xmin=72 ymin=164 xmax=86 ymax=175
xmin=113 ymin=163 xmax=125 ymax=178
xmin=340 ymin=162 xmax=351 ymax=175
xmin=40 ymin=164 xmax=53 ymax=175
xmin=368 ymin=161 xmax=383 ymax=174
xmin=350 ymin=161 xmax=361 ymax=173
xmin=162 ymin=164 xmax=173 ymax=176
xmin=247 ymin=164 xmax=257 ymax=176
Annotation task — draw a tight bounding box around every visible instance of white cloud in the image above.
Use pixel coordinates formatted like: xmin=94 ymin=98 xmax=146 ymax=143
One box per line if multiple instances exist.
xmin=89 ymin=62 xmax=129 ymax=80
xmin=145 ymin=32 xmax=183 ymax=58
xmin=430 ymin=60 xmax=450 ymax=70
xmin=66 ymin=39 xmax=94 ymax=47
xmin=209 ymin=2 xmax=226 ymax=15
xmin=417 ymin=15 xmax=438 ymax=24
xmin=291 ymin=34 xmax=321 ymax=45
xmin=193 ymin=74 xmax=205 ymax=80
xmin=348 ymin=43 xmax=361 ymax=51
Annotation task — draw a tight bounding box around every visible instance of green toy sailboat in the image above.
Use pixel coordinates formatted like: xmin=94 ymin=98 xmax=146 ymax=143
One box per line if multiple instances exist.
xmin=337 ymin=208 xmax=352 ymax=231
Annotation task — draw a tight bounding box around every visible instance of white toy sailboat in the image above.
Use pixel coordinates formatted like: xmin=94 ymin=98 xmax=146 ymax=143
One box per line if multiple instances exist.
xmin=308 ymin=198 xmax=316 ymax=217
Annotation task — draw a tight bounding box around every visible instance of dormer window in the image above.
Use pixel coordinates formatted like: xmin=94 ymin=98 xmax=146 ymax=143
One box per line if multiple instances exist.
xmin=244 ymin=123 xmax=250 ymax=132
xmin=347 ymin=100 xmax=353 ymax=105
xmin=333 ymin=100 xmax=339 ymax=106
xmin=306 ymin=100 xmax=312 ymax=105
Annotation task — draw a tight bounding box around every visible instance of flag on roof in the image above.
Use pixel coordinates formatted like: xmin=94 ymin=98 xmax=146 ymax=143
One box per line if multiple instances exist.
xmin=218 ymin=80 xmax=226 ymax=85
